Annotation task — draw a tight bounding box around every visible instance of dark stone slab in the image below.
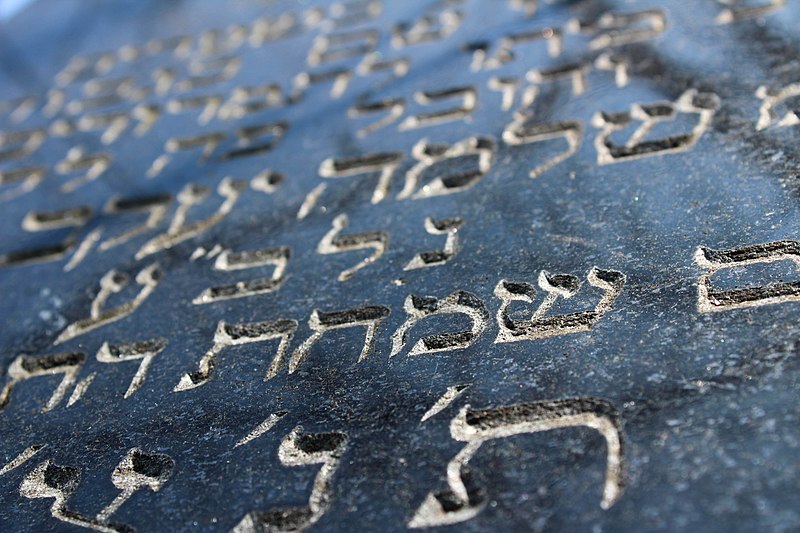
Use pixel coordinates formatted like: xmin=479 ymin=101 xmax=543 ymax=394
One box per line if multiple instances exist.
xmin=0 ymin=0 xmax=799 ymax=531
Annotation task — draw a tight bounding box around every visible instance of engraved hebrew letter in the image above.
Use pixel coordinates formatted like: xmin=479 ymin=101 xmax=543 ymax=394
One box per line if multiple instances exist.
xmin=297 ymin=183 xmax=327 ymax=220
xmin=390 ymin=291 xmax=489 ymax=357
xmin=130 ymin=103 xmax=161 ymax=136
xmin=307 ymin=28 xmax=378 ymax=66
xmin=232 ymin=427 xmax=348 ymax=533
xmin=99 ymin=194 xmax=172 ymax=251
xmin=55 ymin=147 xmax=112 ymax=193
xmin=0 ymin=352 xmax=84 ymax=413
xmin=495 ymin=267 xmax=625 ymax=343
xmin=755 ymin=83 xmax=800 ymax=130
xmin=715 ymin=0 xmax=786 ymax=24
xmin=475 ymin=28 xmax=563 ymax=71
xmin=53 ymin=226 xmax=100 ymax=273
xmin=166 ymin=94 xmax=222 ymax=125
xmin=488 ymin=76 xmax=520 ymax=111
xmin=79 ymin=72 xmax=139 ymax=94
xmin=356 ymin=53 xmax=410 ymax=83
xmin=567 ymin=9 xmax=667 ymax=50
xmin=136 ymin=178 xmax=246 ymax=259
xmin=249 ymin=13 xmax=298 ymax=46
xmin=527 ymin=61 xmax=590 ymax=97
xmin=21 ymin=207 xmax=91 ymax=230
xmin=150 ymin=66 xmax=176 ymax=96
xmin=503 ymin=114 xmax=582 ymax=177
xmin=46 ymin=118 xmax=78 ymax=138
xmin=60 ymin=226 xmax=100 ymax=272
xmin=392 ymin=9 xmax=463 ymax=48
xmin=193 ymin=246 xmax=291 ymax=304
xmin=96 ymin=338 xmax=167 ymax=398
xmin=0 ymin=444 xmax=46 ymax=476
xmin=236 ymin=411 xmax=288 ymax=448
xmin=0 ymin=95 xmax=37 ymax=124
xmin=76 ymin=111 xmax=130 ymax=145
xmin=19 ymin=462 xmax=80 ymax=506
xmin=223 ymin=121 xmax=288 ymax=160
xmin=694 ymin=240 xmax=800 ymax=312
xmin=0 ymin=165 xmax=45 ymax=202
xmin=67 ymin=75 xmax=146 ymax=116
xmin=348 ymin=96 xmax=406 ymax=138
xmin=55 ymin=263 xmax=162 ymax=344
xmin=409 ymin=397 xmax=625 ymax=527
xmin=594 ymin=53 xmax=630 ymax=88
xmin=95 ymin=449 xmax=174 ymax=524
xmin=404 ymin=217 xmax=464 ymax=270
xmin=146 ymin=132 xmax=226 ymax=178
xmin=0 ymin=206 xmax=92 ymax=267
xmin=175 ymin=55 xmax=241 ymax=92
xmin=66 ymin=372 xmax=96 ymax=407
xmin=19 ymin=461 xmax=120 ymax=532
xmin=56 ymin=53 xmax=107 ymax=87
xmin=42 ymin=88 xmax=66 ymax=118
xmin=322 ymin=0 xmax=382 ymax=29
xmin=198 ymin=26 xmax=247 ymax=55
xmin=218 ymin=84 xmax=284 ymax=120
xmin=175 ymin=319 xmax=298 ymax=391
xmin=421 ymin=384 xmax=469 ymax=422
xmin=317 ymin=214 xmax=388 ymax=281
xmin=289 ymin=305 xmax=390 ymax=373
xmin=54 ymin=114 xmax=101 ymax=141
xmin=291 ymin=68 xmax=353 ymax=102
xmin=0 ymin=127 xmax=46 ymax=162
xmin=251 ymin=170 xmax=284 ymax=194
xmin=81 ymin=74 xmax=144 ymax=100
xmin=319 ymin=152 xmax=403 ymax=203
xmin=592 ymin=90 xmax=720 ymax=164
xmin=145 ymin=34 xmax=194 ymax=59
xmin=399 ymin=86 xmax=477 ymax=130
xmin=399 ymin=136 xmax=495 ymax=200
xmin=65 ymin=91 xmax=125 ymax=117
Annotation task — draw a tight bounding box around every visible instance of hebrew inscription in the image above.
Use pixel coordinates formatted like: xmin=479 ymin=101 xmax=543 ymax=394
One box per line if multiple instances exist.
xmin=694 ymin=241 xmax=800 ymax=312
xmin=1 ymin=0 xmax=798 ymax=530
